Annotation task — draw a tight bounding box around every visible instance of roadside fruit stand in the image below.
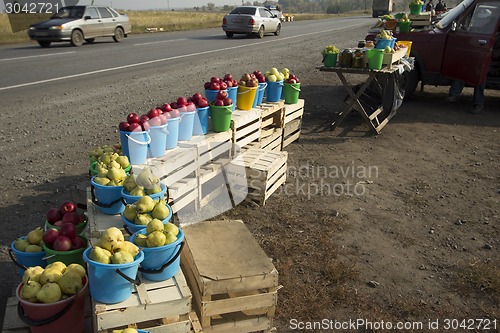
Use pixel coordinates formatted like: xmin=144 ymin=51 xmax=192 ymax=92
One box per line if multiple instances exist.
xmin=4 ymin=68 xmax=305 ymax=333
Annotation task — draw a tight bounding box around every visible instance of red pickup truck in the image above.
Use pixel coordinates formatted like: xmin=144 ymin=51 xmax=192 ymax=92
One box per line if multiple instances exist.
xmin=366 ymin=0 xmax=500 ymax=96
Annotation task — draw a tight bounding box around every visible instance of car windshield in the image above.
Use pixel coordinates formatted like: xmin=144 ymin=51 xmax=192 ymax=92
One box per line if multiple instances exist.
xmin=229 ymin=7 xmax=256 ymax=15
xmin=51 ymin=6 xmax=86 ymax=19
xmin=435 ymin=0 xmax=474 ymax=29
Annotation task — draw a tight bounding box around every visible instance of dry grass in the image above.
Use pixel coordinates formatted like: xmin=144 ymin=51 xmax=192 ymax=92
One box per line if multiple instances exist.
xmin=454 ymin=259 xmax=500 ymax=305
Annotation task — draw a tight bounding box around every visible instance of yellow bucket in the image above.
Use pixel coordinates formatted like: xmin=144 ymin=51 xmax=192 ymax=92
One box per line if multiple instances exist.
xmin=399 ymin=41 xmax=413 ymax=57
xmin=236 ymin=85 xmax=257 ymax=110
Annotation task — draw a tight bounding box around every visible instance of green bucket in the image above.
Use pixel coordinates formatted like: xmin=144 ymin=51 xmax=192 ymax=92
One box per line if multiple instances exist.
xmin=210 ymin=104 xmax=232 ymax=132
xmin=398 ymin=21 xmax=411 ymax=33
xmin=42 ymin=236 xmax=87 ymax=267
xmin=409 ymin=3 xmax=423 ymax=15
xmin=367 ymin=49 xmax=384 ymax=70
xmin=322 ymin=53 xmax=338 ymax=67
xmin=283 ymin=83 xmax=301 ymax=105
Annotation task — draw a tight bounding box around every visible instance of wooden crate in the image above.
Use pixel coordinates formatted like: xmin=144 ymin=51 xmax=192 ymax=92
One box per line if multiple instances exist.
xmin=231 ymin=109 xmax=262 ymax=154
xmin=93 ymin=270 xmax=193 ymax=333
xmin=409 ymin=12 xmax=431 ymax=27
xmin=179 ymin=130 xmax=232 ymax=168
xmin=198 ymin=158 xmax=232 ymax=209
xmin=246 ymin=127 xmax=282 ymax=152
xmin=226 ymin=149 xmax=288 ymax=206
xmin=258 ymin=100 xmax=285 ymax=135
xmin=168 ymin=176 xmax=199 ymax=214
xmin=382 ymin=47 xmax=407 ymax=69
xmin=132 ymin=147 xmax=197 ymax=187
xmin=282 ymin=99 xmax=304 ymax=149
xmin=181 ymin=220 xmax=279 ymax=333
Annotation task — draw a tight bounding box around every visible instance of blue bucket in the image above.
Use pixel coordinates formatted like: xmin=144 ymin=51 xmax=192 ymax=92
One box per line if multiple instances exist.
xmin=90 ymin=176 xmax=125 ymax=215
xmin=118 ymin=130 xmax=130 ymax=158
xmin=9 ymin=237 xmax=46 ymax=276
xmin=121 ymin=182 xmax=167 ymax=205
xmin=147 ymin=124 xmax=168 ymax=158
xmin=375 ymin=38 xmax=397 ymax=49
xmin=178 ymin=111 xmax=196 ymax=141
xmin=122 ymin=204 xmax=173 ymax=235
xmin=165 ymin=117 xmax=180 ymax=150
xmin=193 ymin=106 xmax=209 ymax=135
xmin=120 ymin=130 xmax=151 ymax=165
xmin=227 ymin=86 xmax=238 ymax=112
xmin=253 ymin=82 xmax=268 ymax=108
xmin=83 ymin=247 xmax=144 ymax=304
xmin=266 ymin=80 xmax=283 ymax=102
xmin=204 ymin=89 xmax=220 ymax=103
xmin=130 ymin=229 xmax=184 ymax=282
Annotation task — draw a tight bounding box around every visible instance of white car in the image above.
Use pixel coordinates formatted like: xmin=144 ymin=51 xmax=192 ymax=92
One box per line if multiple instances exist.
xmin=28 ymin=5 xmax=131 ymax=47
xmin=222 ymin=6 xmax=281 ymax=38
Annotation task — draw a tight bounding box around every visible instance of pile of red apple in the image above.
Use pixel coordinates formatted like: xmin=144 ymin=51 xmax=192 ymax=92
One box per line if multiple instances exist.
xmin=204 ymin=74 xmax=238 ymax=91
xmin=212 ymin=89 xmax=233 ymax=107
xmin=285 ymin=73 xmax=300 ymax=84
xmin=252 ymin=71 xmax=266 ymax=84
xmin=168 ymin=96 xmax=196 ymax=114
xmin=190 ymin=92 xmax=209 ymax=109
xmin=44 ymin=201 xmax=87 ymax=252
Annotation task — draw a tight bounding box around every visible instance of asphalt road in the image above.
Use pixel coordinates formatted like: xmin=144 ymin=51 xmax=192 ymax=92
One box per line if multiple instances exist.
xmin=0 ymin=16 xmax=373 ymax=95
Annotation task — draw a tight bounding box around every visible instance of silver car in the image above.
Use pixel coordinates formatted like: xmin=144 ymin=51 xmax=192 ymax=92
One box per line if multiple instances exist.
xmin=28 ymin=5 xmax=131 ymax=47
xmin=222 ymin=6 xmax=281 ymax=38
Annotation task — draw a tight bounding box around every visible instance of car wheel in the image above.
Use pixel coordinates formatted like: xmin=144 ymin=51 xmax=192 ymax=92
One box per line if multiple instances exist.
xmin=274 ymin=24 xmax=281 ymax=36
xmin=226 ymin=31 xmax=234 ymax=38
xmin=70 ymin=30 xmax=83 ymax=47
xmin=257 ymin=26 xmax=264 ymax=38
xmin=113 ymin=27 xmax=124 ymax=42
xmin=38 ymin=41 xmax=51 ymax=48
xmin=85 ymin=38 xmax=95 ymax=44
xmin=402 ymin=66 xmax=420 ymax=98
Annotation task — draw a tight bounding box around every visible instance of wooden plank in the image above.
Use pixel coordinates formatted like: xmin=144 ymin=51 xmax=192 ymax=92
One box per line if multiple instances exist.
xmin=283 ymin=118 xmax=301 ymax=137
xmin=202 ymin=292 xmax=277 ymax=316
xmin=203 ymin=313 xmax=272 ymax=333
xmin=282 ymin=129 xmax=301 ymax=149
xmin=283 ymin=100 xmax=305 ymax=124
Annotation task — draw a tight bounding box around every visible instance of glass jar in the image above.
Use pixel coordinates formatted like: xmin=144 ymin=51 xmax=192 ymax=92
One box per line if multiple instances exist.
xmin=352 ymin=50 xmax=365 ymax=68
xmin=365 ymin=40 xmax=374 ymax=49
xmin=358 ymin=40 xmax=366 ymax=48
xmin=339 ymin=49 xmax=354 ymax=68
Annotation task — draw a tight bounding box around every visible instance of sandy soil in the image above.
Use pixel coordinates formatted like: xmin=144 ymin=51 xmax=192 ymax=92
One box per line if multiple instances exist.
xmin=0 ymin=23 xmax=498 ymax=332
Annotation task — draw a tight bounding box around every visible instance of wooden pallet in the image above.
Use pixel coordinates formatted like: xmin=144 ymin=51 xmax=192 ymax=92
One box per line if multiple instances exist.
xmin=282 ymin=99 xmax=304 ymax=149
xmin=92 ymin=270 xmax=193 ymax=333
xmin=226 ymin=149 xmax=288 ymax=206
xmin=181 ymin=220 xmax=279 ymax=333
xmin=132 ymin=147 xmax=198 ymax=187
xmin=409 ymin=12 xmax=431 ymax=27
xmin=231 ymin=109 xmax=262 ymax=154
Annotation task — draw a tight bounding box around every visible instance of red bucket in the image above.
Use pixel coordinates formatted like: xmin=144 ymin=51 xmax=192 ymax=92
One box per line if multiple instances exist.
xmin=16 ymin=276 xmax=88 ymax=333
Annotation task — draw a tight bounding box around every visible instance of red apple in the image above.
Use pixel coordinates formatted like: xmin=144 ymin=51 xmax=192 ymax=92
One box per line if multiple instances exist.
xmin=220 ymin=82 xmax=228 ymax=90
xmin=209 ymin=82 xmax=220 ymax=91
xmin=170 ymin=102 xmax=179 ymax=109
xmin=53 ymin=220 xmax=63 ymax=227
xmin=148 ymin=116 xmax=162 ymax=126
xmin=118 ymin=121 xmax=130 ymax=132
xmin=224 ymin=97 xmax=233 ymax=106
xmin=169 ymin=109 xmax=180 ymax=118
xmin=186 ymin=102 xmax=196 ymax=112
xmin=210 ymin=76 xmax=221 ymax=83
xmin=59 ymin=222 xmax=77 ymax=239
xmin=197 ymin=98 xmax=209 ymax=108
xmin=225 ymin=80 xmax=233 ymax=87
xmin=192 ymin=92 xmax=203 ymax=103
xmin=46 ymin=208 xmax=61 ymax=223
xmin=204 ymin=82 xmax=212 ymax=90
xmin=164 ymin=111 xmax=172 ymax=119
xmin=147 ymin=108 xmax=161 ymax=119
xmin=128 ymin=123 xmax=141 ymax=132
xmin=223 ymin=73 xmax=233 ymax=81
xmin=71 ymin=236 xmax=86 ymax=250
xmin=216 ymin=90 xmax=228 ymax=100
xmin=162 ymin=103 xmax=173 ymax=112
xmin=232 ymin=79 xmax=238 ymax=87
xmin=127 ymin=113 xmax=140 ymax=124
xmin=177 ymin=97 xmax=188 ymax=106
xmin=139 ymin=119 xmax=150 ymax=131
xmin=59 ymin=201 xmax=76 ymax=216
xmin=62 ymin=212 xmax=80 ymax=225
xmin=42 ymin=228 xmax=59 ymax=245
xmin=213 ymin=99 xmax=224 ymax=106
xmin=53 ymin=236 xmax=72 ymax=252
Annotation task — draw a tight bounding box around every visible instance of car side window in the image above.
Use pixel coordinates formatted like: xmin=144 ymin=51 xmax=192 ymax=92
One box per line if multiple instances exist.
xmin=97 ymin=7 xmax=113 ymax=19
xmin=85 ymin=7 xmax=100 ymax=19
xmin=259 ymin=8 xmax=268 ymax=17
xmin=462 ymin=2 xmax=499 ymax=34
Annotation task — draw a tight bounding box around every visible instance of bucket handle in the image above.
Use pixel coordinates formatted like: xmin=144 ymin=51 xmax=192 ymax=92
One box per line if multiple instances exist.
xmin=17 ymin=297 xmax=77 ymax=327
xmin=8 ymin=248 xmax=28 ymax=271
xmin=258 ymin=83 xmax=268 ymax=91
xmin=138 ymin=241 xmax=184 ymax=275
xmin=126 ymin=132 xmax=152 ymax=145
xmin=289 ymin=85 xmax=301 ymax=92
xmin=237 ymin=87 xmax=256 ymax=95
xmin=90 ymin=184 xmax=123 ymax=209
xmin=115 ymin=268 xmax=142 ymax=285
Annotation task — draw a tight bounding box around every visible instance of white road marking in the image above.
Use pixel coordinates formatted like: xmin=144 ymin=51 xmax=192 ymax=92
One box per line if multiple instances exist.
xmin=133 ymin=38 xmax=188 ymax=46
xmin=0 ymin=23 xmax=367 ymax=92
xmin=0 ymin=51 xmax=76 ymax=62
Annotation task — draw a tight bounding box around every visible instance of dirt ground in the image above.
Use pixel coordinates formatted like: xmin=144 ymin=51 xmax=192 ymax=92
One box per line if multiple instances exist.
xmin=0 ymin=24 xmax=499 ymax=332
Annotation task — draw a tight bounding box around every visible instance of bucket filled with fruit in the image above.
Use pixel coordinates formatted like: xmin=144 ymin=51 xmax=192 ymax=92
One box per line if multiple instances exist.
xmin=210 ymin=88 xmax=233 ymax=132
xmin=191 ymin=92 xmax=210 ymax=135
xmin=90 ymin=162 xmax=128 ymax=215
xmin=130 ymin=219 xmax=184 ymax=282
xmin=121 ymin=170 xmax=167 ymax=205
xmin=118 ymin=113 xmax=151 ymax=166
xmin=42 ymin=223 xmax=88 ymax=267
xmin=237 ymin=73 xmax=258 ymax=110
xmin=122 ymin=196 xmax=173 ymax=235
xmin=10 ymin=227 xmax=47 ymax=276
xmin=251 ymin=70 xmax=267 ymax=108
xmin=16 ymin=262 xmax=88 ymax=333
xmin=83 ymin=227 xmax=144 ymax=304
xmin=283 ymin=72 xmax=301 ymax=105
xmin=45 ymin=201 xmax=88 ymax=235
xmin=265 ymin=68 xmax=285 ymax=103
